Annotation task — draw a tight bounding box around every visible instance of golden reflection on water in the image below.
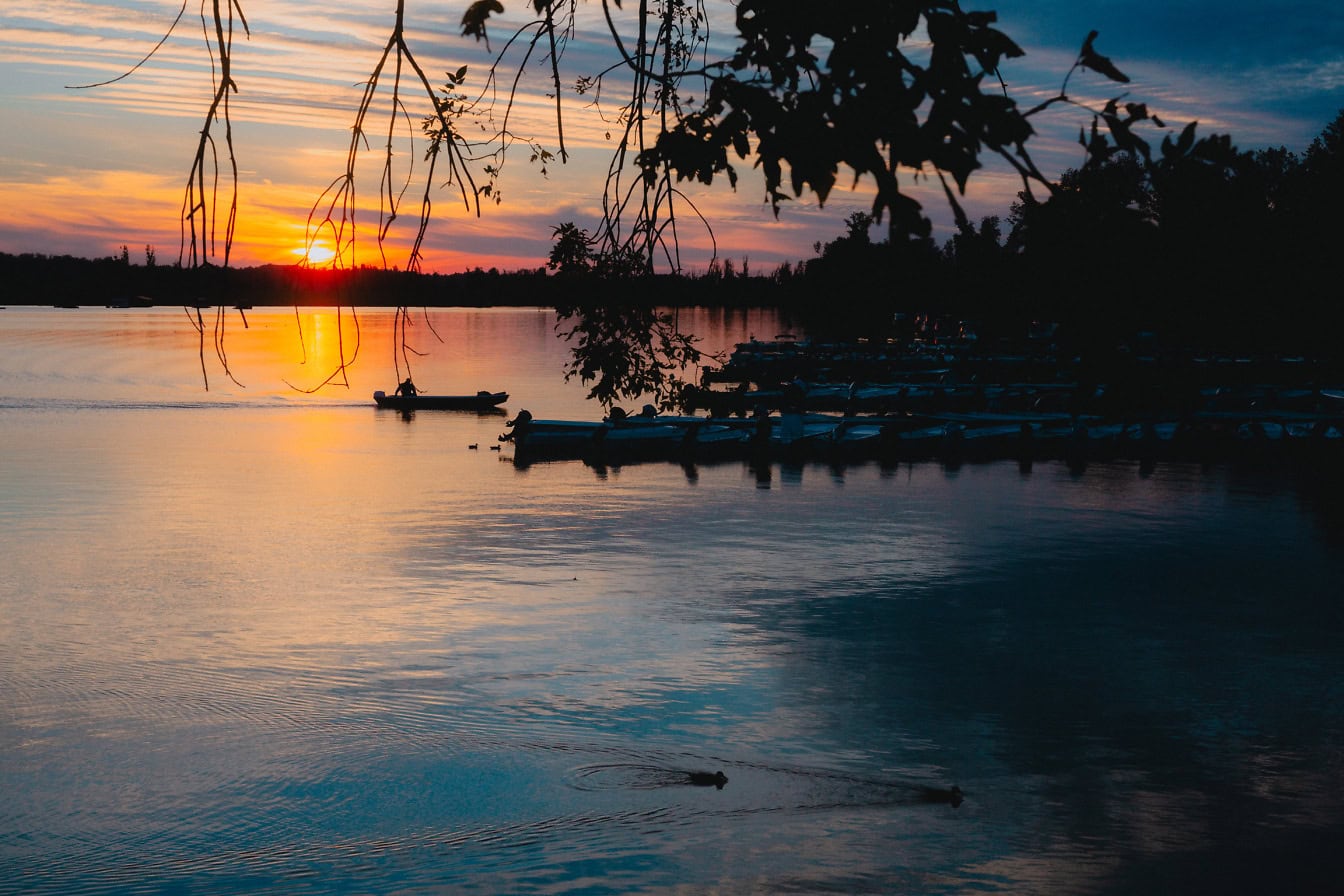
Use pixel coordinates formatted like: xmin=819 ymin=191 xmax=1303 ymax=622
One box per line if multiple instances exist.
xmin=0 ymin=305 xmax=792 ymax=414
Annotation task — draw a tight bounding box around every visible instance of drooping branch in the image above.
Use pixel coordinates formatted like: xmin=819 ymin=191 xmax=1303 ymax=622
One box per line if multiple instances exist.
xmin=295 ymin=0 xmax=485 ymax=392
xmin=65 ymin=0 xmax=191 ymax=89
xmin=211 ymin=305 xmax=243 ymax=388
xmin=185 ymin=306 xmax=209 ymax=391
xmin=181 ymin=0 xmax=247 ymax=269
xmin=390 ymin=306 xmax=445 ymax=388
xmin=574 ymin=0 xmax=715 ymax=272
xmin=303 ymin=3 xmax=485 ymax=275
xmin=284 ymin=306 xmax=363 ymax=394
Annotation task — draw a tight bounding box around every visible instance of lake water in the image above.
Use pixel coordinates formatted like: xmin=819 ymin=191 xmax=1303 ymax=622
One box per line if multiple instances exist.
xmin=2 ymin=306 xmax=1343 ymax=895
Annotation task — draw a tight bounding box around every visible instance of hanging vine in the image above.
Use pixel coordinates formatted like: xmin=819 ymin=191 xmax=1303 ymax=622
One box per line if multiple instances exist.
xmin=588 ymin=0 xmax=715 ymax=271
xmin=181 ymin=0 xmax=246 ymax=270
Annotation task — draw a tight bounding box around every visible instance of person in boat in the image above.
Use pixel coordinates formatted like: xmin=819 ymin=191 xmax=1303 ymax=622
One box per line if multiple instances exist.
xmin=395 ymin=377 xmax=418 ymax=398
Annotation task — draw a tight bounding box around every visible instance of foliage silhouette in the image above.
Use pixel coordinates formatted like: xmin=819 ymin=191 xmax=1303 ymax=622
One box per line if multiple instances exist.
xmin=72 ymin=2 xmax=1344 ymax=396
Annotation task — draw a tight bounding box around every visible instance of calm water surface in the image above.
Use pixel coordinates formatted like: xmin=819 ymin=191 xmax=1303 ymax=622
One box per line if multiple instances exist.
xmin=2 ymin=307 xmax=1343 ymax=894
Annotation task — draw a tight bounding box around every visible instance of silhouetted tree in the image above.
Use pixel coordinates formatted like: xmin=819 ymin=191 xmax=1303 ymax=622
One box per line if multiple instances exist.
xmin=547 ymin=223 xmax=592 ymax=275
xmin=943 ymin=215 xmax=1002 ymax=265
xmin=1292 ymin=109 xmax=1344 ymax=251
xmin=1272 ymin=110 xmax=1344 ymax=344
xmin=843 ymin=213 xmax=875 ymax=246
xmin=1008 ymin=154 xmax=1153 ymax=254
xmin=1304 ymin=109 xmax=1344 ymax=176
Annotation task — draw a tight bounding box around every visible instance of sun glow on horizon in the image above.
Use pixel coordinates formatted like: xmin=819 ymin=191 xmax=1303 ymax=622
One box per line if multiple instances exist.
xmin=294 ymin=242 xmax=337 ymax=267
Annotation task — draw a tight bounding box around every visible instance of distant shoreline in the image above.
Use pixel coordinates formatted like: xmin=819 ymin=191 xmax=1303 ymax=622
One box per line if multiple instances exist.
xmin=5 ymin=250 xmax=1343 ymax=369
xmin=0 ymin=251 xmax=785 ymax=312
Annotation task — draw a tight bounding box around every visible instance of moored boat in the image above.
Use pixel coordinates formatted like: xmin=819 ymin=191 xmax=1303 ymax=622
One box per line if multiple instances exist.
xmin=497 ymin=402 xmax=1344 ymax=466
xmin=500 ymin=409 xmax=694 ymax=458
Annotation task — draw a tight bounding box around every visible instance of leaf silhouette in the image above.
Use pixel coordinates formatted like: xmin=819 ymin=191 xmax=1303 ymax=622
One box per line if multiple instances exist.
xmin=461 ymin=0 xmax=505 ymax=45
xmin=1078 ymin=31 xmax=1130 ymax=84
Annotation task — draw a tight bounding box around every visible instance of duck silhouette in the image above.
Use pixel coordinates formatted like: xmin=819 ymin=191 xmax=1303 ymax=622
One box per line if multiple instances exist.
xmin=687 ymin=771 xmax=728 ymax=789
xmin=916 ymin=785 xmax=963 ymax=808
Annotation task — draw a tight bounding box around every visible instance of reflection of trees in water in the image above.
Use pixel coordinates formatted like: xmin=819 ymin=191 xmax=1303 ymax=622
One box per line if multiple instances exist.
xmin=712 ymin=473 xmax=1344 ymax=871
xmin=1289 ymin=467 xmax=1344 ymax=546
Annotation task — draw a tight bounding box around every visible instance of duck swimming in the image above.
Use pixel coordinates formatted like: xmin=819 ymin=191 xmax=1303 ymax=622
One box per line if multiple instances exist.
xmin=917 ymin=785 xmax=963 ymax=807
xmin=687 ymin=771 xmax=729 ymax=789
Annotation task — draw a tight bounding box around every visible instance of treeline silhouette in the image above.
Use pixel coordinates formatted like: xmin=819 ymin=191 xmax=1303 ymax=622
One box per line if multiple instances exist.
xmin=5 ymin=110 xmax=1340 ymax=359
xmin=0 ymin=256 xmax=557 ymax=309
xmin=781 ymin=109 xmax=1344 ymax=358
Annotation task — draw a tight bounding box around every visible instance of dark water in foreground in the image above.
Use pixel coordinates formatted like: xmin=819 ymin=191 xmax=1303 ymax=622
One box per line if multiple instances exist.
xmin=2 ymin=308 xmax=1343 ymax=894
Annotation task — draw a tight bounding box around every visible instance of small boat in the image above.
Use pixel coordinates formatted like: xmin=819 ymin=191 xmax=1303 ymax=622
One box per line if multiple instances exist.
xmin=499 ymin=411 xmax=603 ymax=452
xmin=826 ymin=420 xmax=888 ymax=458
xmin=770 ymin=412 xmax=839 ymax=447
xmin=894 ymin=423 xmax=957 ymax=453
xmin=598 ymin=424 xmax=691 ymax=450
xmin=951 ymin=422 xmax=1041 ymax=456
xmin=106 ymin=296 xmax=154 ymax=309
xmin=373 ymin=390 xmax=508 ymax=411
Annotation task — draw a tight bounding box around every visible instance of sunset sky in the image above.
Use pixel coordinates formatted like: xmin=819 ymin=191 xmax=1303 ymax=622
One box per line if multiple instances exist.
xmin=2 ymin=1 xmax=1341 ymax=274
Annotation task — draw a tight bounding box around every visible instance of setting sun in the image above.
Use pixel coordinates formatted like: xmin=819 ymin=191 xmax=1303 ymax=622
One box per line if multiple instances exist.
xmin=294 ymin=242 xmax=337 ymax=267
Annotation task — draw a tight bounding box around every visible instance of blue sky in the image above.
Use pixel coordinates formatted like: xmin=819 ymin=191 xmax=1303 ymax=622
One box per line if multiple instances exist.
xmin=1 ymin=1 xmax=1340 ymax=273
xmin=995 ymin=1 xmax=1344 ymax=141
